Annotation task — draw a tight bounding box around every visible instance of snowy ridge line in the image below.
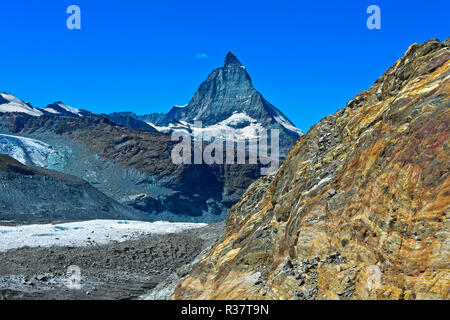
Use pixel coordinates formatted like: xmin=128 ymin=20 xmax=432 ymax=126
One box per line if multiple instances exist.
xmin=0 ymin=220 xmax=207 ymax=252
xmin=0 ymin=93 xmax=43 ymax=117
xmin=44 ymin=102 xmax=82 ymax=117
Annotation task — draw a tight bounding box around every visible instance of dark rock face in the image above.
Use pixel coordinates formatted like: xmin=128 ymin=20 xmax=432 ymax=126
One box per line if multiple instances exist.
xmin=172 ymin=39 xmax=450 ymax=300
xmin=0 ymin=154 xmax=145 ymax=223
xmin=224 ymin=51 xmax=243 ymax=66
xmin=105 ymin=112 xmax=157 ymax=132
xmin=137 ymin=112 xmax=166 ymax=124
xmin=0 ymin=95 xmax=9 ymax=105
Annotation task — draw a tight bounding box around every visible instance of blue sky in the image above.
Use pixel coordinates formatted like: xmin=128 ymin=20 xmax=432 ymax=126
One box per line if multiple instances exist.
xmin=0 ymin=0 xmax=448 ymax=132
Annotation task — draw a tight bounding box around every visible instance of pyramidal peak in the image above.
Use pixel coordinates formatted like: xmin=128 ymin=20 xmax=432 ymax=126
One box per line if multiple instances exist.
xmin=224 ymin=51 xmax=243 ymax=67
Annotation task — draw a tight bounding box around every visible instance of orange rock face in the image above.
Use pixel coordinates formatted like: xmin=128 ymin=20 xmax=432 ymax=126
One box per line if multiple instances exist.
xmin=172 ymin=39 xmax=450 ymax=300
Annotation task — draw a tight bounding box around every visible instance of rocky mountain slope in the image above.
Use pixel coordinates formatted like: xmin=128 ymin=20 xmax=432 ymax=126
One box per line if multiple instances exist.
xmin=0 ymin=154 xmax=144 ymax=222
xmin=0 ymin=115 xmax=261 ymax=222
xmin=171 ymin=38 xmax=450 ymax=300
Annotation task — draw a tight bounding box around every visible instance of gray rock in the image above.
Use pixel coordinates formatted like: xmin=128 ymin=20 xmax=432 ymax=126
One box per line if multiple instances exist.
xmin=443 ymin=37 xmax=450 ymax=47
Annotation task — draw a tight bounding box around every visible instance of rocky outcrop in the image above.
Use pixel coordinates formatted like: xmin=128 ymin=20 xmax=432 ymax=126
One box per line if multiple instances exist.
xmin=171 ymin=38 xmax=450 ymax=300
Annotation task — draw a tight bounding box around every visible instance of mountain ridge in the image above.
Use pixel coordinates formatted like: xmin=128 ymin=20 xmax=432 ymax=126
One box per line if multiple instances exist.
xmin=0 ymin=51 xmax=302 ymax=222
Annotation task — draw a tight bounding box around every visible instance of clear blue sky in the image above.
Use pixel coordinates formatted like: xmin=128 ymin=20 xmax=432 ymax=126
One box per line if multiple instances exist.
xmin=0 ymin=0 xmax=448 ymax=131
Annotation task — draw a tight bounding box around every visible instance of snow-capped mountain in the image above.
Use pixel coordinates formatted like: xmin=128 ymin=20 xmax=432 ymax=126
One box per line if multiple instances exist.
xmin=0 ymin=92 xmax=43 ymax=117
xmin=42 ymin=101 xmax=82 ymax=117
xmin=0 ymin=93 xmax=100 ymax=119
xmin=147 ymin=112 xmax=266 ymax=141
xmin=143 ymin=52 xmax=303 ymax=155
xmin=42 ymin=101 xmax=100 ymax=118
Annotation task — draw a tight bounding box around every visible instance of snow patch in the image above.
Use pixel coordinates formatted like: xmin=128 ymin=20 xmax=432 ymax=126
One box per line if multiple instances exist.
xmin=147 ymin=113 xmax=265 ymax=141
xmin=42 ymin=107 xmax=60 ymax=114
xmin=0 ymin=93 xmax=43 ymax=117
xmin=198 ymin=113 xmax=264 ymax=141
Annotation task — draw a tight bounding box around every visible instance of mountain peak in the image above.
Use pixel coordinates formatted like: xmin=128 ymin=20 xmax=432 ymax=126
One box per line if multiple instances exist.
xmin=224 ymin=51 xmax=242 ymax=67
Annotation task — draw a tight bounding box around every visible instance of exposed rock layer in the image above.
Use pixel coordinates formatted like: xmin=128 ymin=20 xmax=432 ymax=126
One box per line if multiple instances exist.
xmin=172 ymin=39 xmax=450 ymax=300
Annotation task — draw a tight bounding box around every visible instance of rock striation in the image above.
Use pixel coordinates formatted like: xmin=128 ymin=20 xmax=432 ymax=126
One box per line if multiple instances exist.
xmin=172 ymin=38 xmax=450 ymax=300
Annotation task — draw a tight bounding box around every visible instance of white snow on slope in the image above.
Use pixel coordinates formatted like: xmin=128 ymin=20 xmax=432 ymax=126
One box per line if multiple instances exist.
xmin=0 ymin=134 xmax=55 ymax=167
xmin=0 ymin=93 xmax=43 ymax=117
xmin=146 ymin=121 xmax=191 ymax=134
xmin=0 ymin=220 xmax=207 ymax=252
xmin=198 ymin=113 xmax=264 ymax=141
xmin=147 ymin=113 xmax=266 ymax=141
xmin=272 ymin=108 xmax=303 ymax=136
xmin=147 ymin=111 xmax=303 ymax=139
xmin=44 ymin=102 xmax=82 ymax=117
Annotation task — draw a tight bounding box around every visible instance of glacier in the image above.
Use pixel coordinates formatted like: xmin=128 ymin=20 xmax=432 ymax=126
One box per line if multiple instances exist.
xmin=0 ymin=220 xmax=207 ymax=252
xmin=0 ymin=134 xmax=58 ymax=167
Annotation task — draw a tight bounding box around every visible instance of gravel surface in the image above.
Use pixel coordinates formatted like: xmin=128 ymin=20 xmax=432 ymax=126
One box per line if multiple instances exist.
xmin=0 ymin=221 xmax=225 ymax=300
